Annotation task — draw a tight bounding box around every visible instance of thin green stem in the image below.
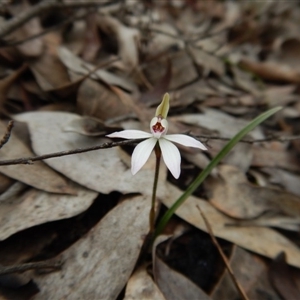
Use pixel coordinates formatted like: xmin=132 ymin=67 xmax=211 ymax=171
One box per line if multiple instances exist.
xmin=150 ymin=144 xmax=161 ymax=234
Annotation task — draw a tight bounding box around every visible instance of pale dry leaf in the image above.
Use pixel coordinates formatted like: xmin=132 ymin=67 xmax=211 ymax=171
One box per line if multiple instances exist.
xmin=33 ymin=195 xmax=150 ymax=300
xmin=171 ymin=108 xmax=264 ymax=139
xmin=14 ymin=111 xmax=167 ymax=198
xmin=124 ymin=265 xmax=166 ymax=300
xmin=262 ymin=167 xmax=300 ymax=197
xmin=0 ymin=182 xmax=97 ymax=241
xmin=160 ymin=183 xmax=300 ymax=268
xmin=208 ymin=164 xmax=300 ymax=220
xmin=0 ymin=121 xmax=75 ymax=195
xmin=58 ymin=46 xmax=135 ymax=92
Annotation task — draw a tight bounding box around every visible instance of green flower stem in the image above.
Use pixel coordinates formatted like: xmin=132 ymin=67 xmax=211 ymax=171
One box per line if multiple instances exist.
xmin=154 ymin=106 xmax=282 ymax=239
xmin=150 ymin=144 xmax=161 ymax=233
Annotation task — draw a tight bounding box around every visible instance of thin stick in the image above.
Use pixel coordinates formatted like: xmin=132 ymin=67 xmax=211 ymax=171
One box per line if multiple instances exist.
xmin=0 ymin=138 xmax=145 ymax=166
xmin=149 ymin=144 xmax=161 ymax=234
xmin=0 ymin=0 xmax=120 ymax=38
xmin=196 ymin=205 xmax=249 ymax=300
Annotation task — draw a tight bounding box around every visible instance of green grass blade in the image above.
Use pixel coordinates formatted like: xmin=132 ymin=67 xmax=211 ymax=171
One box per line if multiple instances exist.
xmin=154 ymin=106 xmax=282 ymax=238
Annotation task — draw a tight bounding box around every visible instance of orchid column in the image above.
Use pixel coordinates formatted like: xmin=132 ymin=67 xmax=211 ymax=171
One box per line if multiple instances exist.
xmin=107 ymin=93 xmax=207 ymax=232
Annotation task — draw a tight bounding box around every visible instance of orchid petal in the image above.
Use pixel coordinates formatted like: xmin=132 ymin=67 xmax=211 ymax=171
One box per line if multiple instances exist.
xmin=107 ymin=130 xmax=152 ymax=139
xmin=164 ymin=134 xmax=207 ymax=150
xmin=155 ymin=93 xmax=170 ymax=119
xmin=131 ymin=137 xmax=157 ymax=175
xmin=159 ymin=138 xmax=181 ymax=179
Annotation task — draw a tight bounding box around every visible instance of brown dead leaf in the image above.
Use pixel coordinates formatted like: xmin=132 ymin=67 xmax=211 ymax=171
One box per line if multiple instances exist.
xmin=8 ymin=1 xmax=43 ymax=57
xmin=33 ymin=195 xmax=150 ymax=300
xmin=160 ymin=183 xmax=300 ymax=268
xmin=252 ymin=145 xmax=300 ymax=171
xmin=62 ymin=115 xmax=122 ymax=136
xmin=239 ymin=58 xmax=300 ymax=83
xmin=0 ymin=121 xmax=75 ymax=194
xmin=210 ymin=246 xmax=275 ymax=300
xmin=14 ymin=111 xmax=167 ymax=198
xmin=0 ymin=182 xmax=97 ymax=241
xmin=124 ymin=265 xmax=166 ymax=300
xmin=29 ymin=36 xmax=71 ymax=91
xmin=208 ymin=164 xmax=300 ymax=220
xmin=77 ymin=78 xmax=131 ymax=120
xmin=81 ymin=13 xmax=101 ymax=62
xmin=269 ymin=252 xmax=300 ymax=300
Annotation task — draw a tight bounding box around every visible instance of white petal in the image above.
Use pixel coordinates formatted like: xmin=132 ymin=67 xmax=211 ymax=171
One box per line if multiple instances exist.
xmin=131 ymin=138 xmax=157 ymax=175
xmin=164 ymin=134 xmax=207 ymax=150
xmin=107 ymin=130 xmax=152 ymax=139
xmin=159 ymin=138 xmax=181 ymax=179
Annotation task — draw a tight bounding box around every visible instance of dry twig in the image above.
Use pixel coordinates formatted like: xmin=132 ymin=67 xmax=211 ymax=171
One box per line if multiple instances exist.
xmin=0 ymin=138 xmax=144 ymax=166
xmin=196 ymin=205 xmax=249 ymax=300
xmin=0 ymin=0 xmax=120 ymax=38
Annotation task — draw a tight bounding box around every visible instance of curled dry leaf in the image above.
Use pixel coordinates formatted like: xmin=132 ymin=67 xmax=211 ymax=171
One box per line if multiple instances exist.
xmin=0 ymin=121 xmax=75 ymax=194
xmin=96 ymin=15 xmax=140 ymax=69
xmin=14 ymin=111 xmax=168 ymax=198
xmin=160 ymin=183 xmax=300 ymax=268
xmin=33 ymin=195 xmax=150 ymax=300
xmin=0 ymin=182 xmax=97 ymax=241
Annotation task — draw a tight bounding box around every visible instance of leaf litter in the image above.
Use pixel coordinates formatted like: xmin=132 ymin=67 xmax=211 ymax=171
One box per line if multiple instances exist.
xmin=0 ymin=1 xmax=300 ymax=299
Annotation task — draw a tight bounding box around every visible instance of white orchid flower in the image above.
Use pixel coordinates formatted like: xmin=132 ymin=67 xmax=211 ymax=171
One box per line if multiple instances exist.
xmin=106 ymin=93 xmax=207 ymax=179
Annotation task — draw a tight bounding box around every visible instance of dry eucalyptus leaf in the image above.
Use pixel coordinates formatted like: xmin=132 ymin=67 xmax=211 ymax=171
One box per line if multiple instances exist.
xmin=29 ymin=47 xmax=71 ymax=91
xmin=208 ymin=164 xmax=300 ymax=220
xmin=262 ymin=167 xmax=300 ymax=197
xmin=160 ymin=183 xmax=300 ymax=268
xmin=188 ymin=45 xmax=225 ymax=77
xmin=77 ymin=78 xmax=132 ymax=120
xmin=62 ymin=115 xmax=122 ymax=136
xmin=58 ymin=46 xmax=135 ymax=92
xmin=0 ymin=182 xmax=97 ymax=241
xmin=252 ymin=146 xmax=300 ymax=172
xmin=0 ymin=121 xmax=75 ymax=195
xmin=172 ymin=108 xmax=264 ymax=139
xmin=124 ymin=265 xmax=166 ymax=300
xmin=33 ymin=195 xmax=150 ymax=300
xmin=14 ymin=111 xmax=167 ymax=198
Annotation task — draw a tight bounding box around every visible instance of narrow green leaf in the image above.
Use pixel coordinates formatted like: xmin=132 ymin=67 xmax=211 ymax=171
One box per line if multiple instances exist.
xmin=154 ymin=106 xmax=282 ymax=238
